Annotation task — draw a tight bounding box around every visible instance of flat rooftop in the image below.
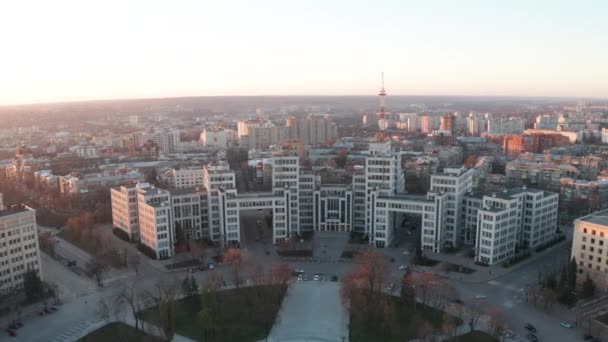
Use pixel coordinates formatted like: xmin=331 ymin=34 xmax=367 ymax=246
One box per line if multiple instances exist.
xmin=378 ymin=193 xmax=433 ymax=202
xmin=578 ymin=209 xmax=608 ymax=226
xmin=0 ymin=207 xmax=33 ymax=218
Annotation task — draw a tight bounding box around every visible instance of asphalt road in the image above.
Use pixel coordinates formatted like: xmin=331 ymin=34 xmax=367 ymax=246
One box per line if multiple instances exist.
xmin=453 ymin=243 xmax=581 ymax=342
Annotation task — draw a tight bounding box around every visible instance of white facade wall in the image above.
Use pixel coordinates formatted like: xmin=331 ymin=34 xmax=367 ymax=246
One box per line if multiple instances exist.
xmin=0 ymin=207 xmax=42 ymax=295
xmin=137 ymin=187 xmax=174 ymax=259
xmin=110 ymin=185 xmax=140 ymax=241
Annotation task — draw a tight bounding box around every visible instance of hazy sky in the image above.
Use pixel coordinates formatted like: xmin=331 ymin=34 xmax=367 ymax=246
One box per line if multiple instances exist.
xmin=1 ymin=0 xmax=607 ymax=105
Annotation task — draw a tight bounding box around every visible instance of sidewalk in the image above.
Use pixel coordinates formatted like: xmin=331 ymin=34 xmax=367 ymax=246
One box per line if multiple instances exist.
xmin=424 ymin=239 xmax=570 ymax=284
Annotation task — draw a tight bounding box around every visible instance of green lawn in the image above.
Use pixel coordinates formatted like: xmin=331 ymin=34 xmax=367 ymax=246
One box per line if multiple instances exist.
xmin=449 ymin=330 xmax=499 ymax=342
xmin=141 ymin=285 xmax=286 ymax=342
xmin=78 ymin=322 xmax=163 ymax=342
xmin=349 ymin=294 xmax=462 ymax=342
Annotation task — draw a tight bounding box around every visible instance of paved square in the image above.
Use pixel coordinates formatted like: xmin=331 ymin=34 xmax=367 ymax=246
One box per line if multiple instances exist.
xmin=267 ymin=281 xmax=348 ymax=342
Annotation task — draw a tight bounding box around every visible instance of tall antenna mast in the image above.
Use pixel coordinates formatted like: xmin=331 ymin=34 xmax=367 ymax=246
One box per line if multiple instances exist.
xmin=378 ymin=72 xmax=387 ymax=119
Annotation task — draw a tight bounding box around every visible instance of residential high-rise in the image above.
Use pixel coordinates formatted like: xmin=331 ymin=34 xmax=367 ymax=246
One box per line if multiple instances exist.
xmin=487 ymin=117 xmax=525 ymax=135
xmin=571 ymin=209 xmax=608 ymax=291
xmin=137 ymin=185 xmax=174 ymax=259
xmin=0 ymin=203 xmax=42 ymax=295
xmin=200 ymin=128 xmax=234 ymax=148
xmin=428 ymin=166 xmax=474 ymax=248
xmin=111 ymin=183 xmax=140 ymax=241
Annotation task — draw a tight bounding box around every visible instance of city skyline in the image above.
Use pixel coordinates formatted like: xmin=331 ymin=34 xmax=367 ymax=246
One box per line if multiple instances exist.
xmin=1 ymin=0 xmax=607 ymax=105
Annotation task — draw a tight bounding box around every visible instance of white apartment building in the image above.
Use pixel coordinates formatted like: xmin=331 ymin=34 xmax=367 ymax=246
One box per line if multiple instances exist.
xmin=69 ymin=145 xmax=103 ymax=158
xmin=472 ymin=187 xmax=558 ymax=265
xmin=200 ymin=128 xmax=234 ymax=148
xmin=272 ymin=153 xmax=300 ymax=239
xmin=0 ymin=204 xmax=42 ymax=295
xmin=429 ymin=167 xmax=474 ymax=248
xmin=137 ymin=185 xmax=174 ymax=259
xmin=161 ymin=168 xmax=205 ymax=189
xmin=204 ymin=160 xmax=237 ymax=243
xmin=110 ymin=144 xmax=558 ymax=262
xmin=487 ymin=117 xmax=525 ymax=135
xmin=110 ymin=184 xmax=140 ymax=241
xmin=571 ymin=209 xmax=608 ymax=291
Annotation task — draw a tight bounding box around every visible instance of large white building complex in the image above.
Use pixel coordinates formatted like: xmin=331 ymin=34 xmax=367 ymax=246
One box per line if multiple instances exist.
xmin=111 ymin=141 xmax=560 ymax=263
xmin=0 ymin=196 xmax=42 ymax=295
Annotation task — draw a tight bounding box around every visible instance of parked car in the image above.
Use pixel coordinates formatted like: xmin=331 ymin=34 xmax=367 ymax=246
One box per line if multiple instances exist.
xmin=402 ymin=251 xmax=410 ymax=255
xmin=525 ymin=323 xmax=537 ymax=333
xmin=474 ymin=294 xmax=487 ymax=299
xmin=398 ymin=265 xmax=407 ymax=270
xmin=297 ymin=275 xmax=303 ymax=281
xmin=583 ymin=333 xmax=593 ymax=340
xmin=313 ymin=275 xmax=320 ymax=281
xmin=560 ymin=322 xmax=572 ymax=328
xmin=526 ymin=333 xmax=538 ymax=342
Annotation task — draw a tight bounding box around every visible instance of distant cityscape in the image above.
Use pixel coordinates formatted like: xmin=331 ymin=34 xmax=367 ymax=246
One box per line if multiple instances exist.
xmin=1 ymin=91 xmax=608 ymax=341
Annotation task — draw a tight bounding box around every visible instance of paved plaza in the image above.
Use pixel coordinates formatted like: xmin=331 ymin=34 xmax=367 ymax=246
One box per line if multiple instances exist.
xmin=267 ymin=281 xmax=348 ymax=342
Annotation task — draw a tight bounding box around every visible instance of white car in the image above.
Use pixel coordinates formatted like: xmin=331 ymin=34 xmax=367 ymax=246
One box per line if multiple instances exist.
xmin=398 ymin=265 xmax=407 ymax=270
xmin=474 ymin=294 xmax=487 ymax=299
xmin=297 ymin=275 xmax=303 ymax=281
xmin=402 ymin=251 xmax=410 ymax=255
xmin=313 ymin=275 xmax=320 ymax=281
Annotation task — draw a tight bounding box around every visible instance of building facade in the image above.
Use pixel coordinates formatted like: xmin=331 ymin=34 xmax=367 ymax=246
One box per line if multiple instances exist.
xmin=0 ymin=204 xmax=42 ymax=295
xmin=571 ymin=210 xmax=608 ymax=291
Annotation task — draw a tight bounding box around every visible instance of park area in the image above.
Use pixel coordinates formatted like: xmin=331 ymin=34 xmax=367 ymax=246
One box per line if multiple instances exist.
xmin=140 ymin=285 xmax=287 ymax=342
xmin=349 ymin=292 xmax=463 ymax=341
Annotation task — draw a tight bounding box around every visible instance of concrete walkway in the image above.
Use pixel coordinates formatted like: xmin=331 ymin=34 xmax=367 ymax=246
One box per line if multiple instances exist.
xmin=267 ymin=282 xmax=348 ymax=342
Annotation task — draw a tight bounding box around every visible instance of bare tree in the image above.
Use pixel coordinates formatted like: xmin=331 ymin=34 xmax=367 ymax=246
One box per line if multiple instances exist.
xmin=487 ymin=305 xmax=507 ymax=337
xmin=224 ymin=248 xmax=246 ymax=288
xmin=128 ymin=253 xmax=141 ymax=275
xmin=271 ymin=263 xmax=293 ymax=287
xmin=441 ymin=313 xmax=458 ymax=340
xmin=467 ymin=298 xmax=486 ymax=332
xmin=341 ymin=250 xmax=393 ymax=326
xmin=87 ymin=251 xmax=109 ymax=287
xmin=116 ymin=280 xmax=146 ymax=331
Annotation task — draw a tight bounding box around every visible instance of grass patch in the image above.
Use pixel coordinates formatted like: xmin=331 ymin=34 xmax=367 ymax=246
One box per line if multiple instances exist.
xmin=448 ymin=330 xmax=499 ymax=342
xmin=349 ymin=293 xmax=461 ymax=342
xmin=141 ymin=285 xmax=286 ymax=342
xmin=78 ymin=322 xmax=163 ymax=342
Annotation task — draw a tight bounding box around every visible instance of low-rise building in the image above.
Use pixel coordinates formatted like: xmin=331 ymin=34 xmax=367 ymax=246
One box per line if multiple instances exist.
xmin=160 ymin=167 xmax=205 ymax=189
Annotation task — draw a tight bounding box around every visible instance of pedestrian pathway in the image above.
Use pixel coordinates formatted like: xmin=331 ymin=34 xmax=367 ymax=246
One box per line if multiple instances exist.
xmin=49 ymin=319 xmax=104 ymax=342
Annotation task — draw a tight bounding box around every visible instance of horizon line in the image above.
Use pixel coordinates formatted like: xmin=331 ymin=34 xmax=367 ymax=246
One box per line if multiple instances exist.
xmin=2 ymin=93 xmax=607 ymax=108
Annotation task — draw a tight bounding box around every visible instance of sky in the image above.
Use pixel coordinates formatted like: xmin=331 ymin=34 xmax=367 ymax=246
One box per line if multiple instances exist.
xmin=0 ymin=0 xmax=607 ymax=105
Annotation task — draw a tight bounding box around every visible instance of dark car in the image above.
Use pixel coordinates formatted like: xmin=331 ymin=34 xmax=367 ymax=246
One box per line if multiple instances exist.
xmin=525 ymin=323 xmax=537 ymax=333
xmin=584 ymin=334 xmax=593 ymax=340
xmin=526 ymin=333 xmax=538 ymax=342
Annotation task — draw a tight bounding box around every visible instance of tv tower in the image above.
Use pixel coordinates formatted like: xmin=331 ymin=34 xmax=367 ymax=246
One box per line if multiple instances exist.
xmin=376 ymin=72 xmax=388 ymax=142
xmin=378 ymin=72 xmax=387 ymax=118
